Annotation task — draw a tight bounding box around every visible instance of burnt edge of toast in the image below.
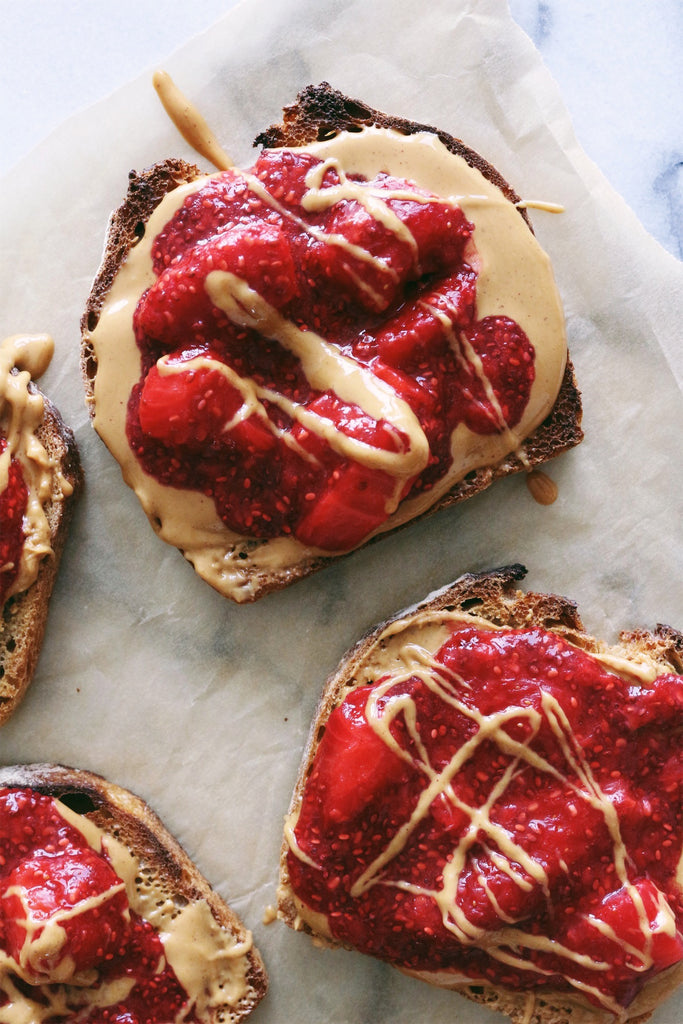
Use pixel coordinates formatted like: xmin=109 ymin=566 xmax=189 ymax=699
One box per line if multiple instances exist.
xmin=0 ymin=390 xmax=83 ymax=725
xmin=81 ymin=85 xmax=583 ymax=601
xmin=81 ymin=157 xmax=202 ymax=407
xmin=279 ymin=564 xmax=683 ymax=1024
xmin=0 ymin=762 xmax=268 ymax=1022
xmin=254 ymin=82 xmax=528 ymax=218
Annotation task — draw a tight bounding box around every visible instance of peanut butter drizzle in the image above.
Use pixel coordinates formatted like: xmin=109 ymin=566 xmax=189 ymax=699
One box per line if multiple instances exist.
xmin=515 ymin=200 xmax=565 ymax=214
xmin=0 ymin=799 xmax=253 ymax=1022
xmin=286 ymin=610 xmax=680 ymax=1018
xmin=152 ymin=70 xmax=234 ymax=171
xmin=89 ymin=125 xmax=567 ymax=600
xmin=0 ymin=334 xmax=71 ymax=600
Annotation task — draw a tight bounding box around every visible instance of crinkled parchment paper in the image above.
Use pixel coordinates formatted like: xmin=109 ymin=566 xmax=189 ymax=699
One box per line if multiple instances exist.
xmin=0 ymin=0 xmax=681 ymax=1021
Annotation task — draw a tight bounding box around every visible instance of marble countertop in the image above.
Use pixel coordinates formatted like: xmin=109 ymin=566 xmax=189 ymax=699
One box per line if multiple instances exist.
xmin=1 ymin=0 xmax=681 ymax=258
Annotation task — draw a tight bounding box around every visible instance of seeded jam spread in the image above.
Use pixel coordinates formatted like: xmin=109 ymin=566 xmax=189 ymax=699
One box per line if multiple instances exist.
xmin=0 ymin=442 xmax=27 ymax=608
xmin=0 ymin=787 xmax=254 ymax=1023
xmin=0 ymin=335 xmax=68 ymax=608
xmin=90 ymin=127 xmax=567 ymax=600
xmin=285 ymin=614 xmax=683 ymax=1017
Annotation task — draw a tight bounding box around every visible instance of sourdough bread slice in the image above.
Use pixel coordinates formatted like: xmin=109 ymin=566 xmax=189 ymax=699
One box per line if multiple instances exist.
xmin=278 ymin=565 xmax=683 ymax=1024
xmin=0 ymin=762 xmax=268 ymax=1022
xmin=0 ymin=386 xmax=82 ymax=726
xmin=81 ymin=84 xmax=583 ymax=602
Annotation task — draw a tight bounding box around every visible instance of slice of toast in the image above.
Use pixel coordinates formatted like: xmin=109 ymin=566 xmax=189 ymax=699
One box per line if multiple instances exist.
xmin=0 ymin=762 xmax=268 ymax=1022
xmin=278 ymin=565 xmax=683 ymax=1024
xmin=1 ymin=371 xmax=82 ymax=726
xmin=81 ymin=84 xmax=583 ymax=603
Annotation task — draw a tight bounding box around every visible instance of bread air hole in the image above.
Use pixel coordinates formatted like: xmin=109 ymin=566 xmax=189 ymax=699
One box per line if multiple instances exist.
xmin=59 ymin=791 xmax=98 ymax=814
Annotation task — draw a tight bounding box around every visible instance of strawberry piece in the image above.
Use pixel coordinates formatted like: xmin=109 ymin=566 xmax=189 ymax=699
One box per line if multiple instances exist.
xmin=299 ymin=391 xmax=409 ymax=455
xmin=1 ymin=848 xmax=131 ymax=982
xmin=151 ymin=170 xmax=261 ymax=272
xmin=374 ymin=268 xmax=477 ymax=369
xmin=252 ymin=149 xmax=327 ymax=211
xmin=558 ymin=880 xmax=683 ymax=1006
xmin=380 ymin=180 xmax=473 ymax=275
xmin=138 ymin=362 xmax=244 ymax=447
xmin=305 ymin=174 xmax=472 ymax=314
xmin=452 ymin=316 xmax=535 ymax=434
xmin=137 ymin=220 xmax=298 ymax=353
xmin=293 ymin=461 xmax=395 ymax=550
xmin=310 ymin=685 xmax=408 ymax=826
xmin=291 ymin=392 xmax=411 ymax=549
xmin=0 ymin=439 xmax=28 ymax=607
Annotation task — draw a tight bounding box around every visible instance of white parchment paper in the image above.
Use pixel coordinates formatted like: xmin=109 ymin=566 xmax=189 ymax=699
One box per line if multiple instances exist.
xmin=0 ymin=1 xmax=681 ymax=1021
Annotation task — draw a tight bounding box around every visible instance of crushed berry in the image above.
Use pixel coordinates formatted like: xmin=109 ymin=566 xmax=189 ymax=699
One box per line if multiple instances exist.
xmin=289 ymin=626 xmax=683 ymax=1010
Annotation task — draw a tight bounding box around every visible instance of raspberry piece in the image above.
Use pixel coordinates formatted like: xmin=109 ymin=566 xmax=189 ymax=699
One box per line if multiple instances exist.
xmin=0 ymin=439 xmax=28 ymax=607
xmin=452 ymin=316 xmax=535 ymax=434
xmin=1 ymin=847 xmax=131 ymax=983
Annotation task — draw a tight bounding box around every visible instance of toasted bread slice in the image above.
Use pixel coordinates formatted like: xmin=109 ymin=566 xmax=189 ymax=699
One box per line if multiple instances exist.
xmin=278 ymin=565 xmax=683 ymax=1023
xmin=81 ymin=84 xmax=583 ymax=603
xmin=0 ymin=762 xmax=268 ymax=1022
xmin=1 ymin=356 xmax=82 ymax=726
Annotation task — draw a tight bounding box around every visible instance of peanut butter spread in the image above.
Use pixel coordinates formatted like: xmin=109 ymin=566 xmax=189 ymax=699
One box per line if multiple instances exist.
xmin=88 ymin=128 xmax=567 ymax=601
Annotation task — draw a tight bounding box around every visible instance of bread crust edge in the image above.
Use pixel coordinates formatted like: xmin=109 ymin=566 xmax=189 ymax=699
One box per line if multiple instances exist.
xmin=0 ymin=391 xmax=83 ymax=726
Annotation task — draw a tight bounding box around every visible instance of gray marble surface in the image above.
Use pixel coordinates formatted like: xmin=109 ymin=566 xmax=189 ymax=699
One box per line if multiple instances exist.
xmin=509 ymin=0 xmax=682 ymax=260
xmin=0 ymin=2 xmax=681 ymax=1023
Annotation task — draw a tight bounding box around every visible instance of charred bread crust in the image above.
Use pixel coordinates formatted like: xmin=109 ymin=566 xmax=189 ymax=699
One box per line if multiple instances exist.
xmin=0 ymin=762 xmax=268 ymax=1023
xmin=0 ymin=392 xmax=82 ymax=726
xmin=278 ymin=565 xmax=683 ymax=1024
xmin=81 ymin=157 xmax=202 ymax=406
xmin=81 ymin=87 xmax=583 ymax=601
